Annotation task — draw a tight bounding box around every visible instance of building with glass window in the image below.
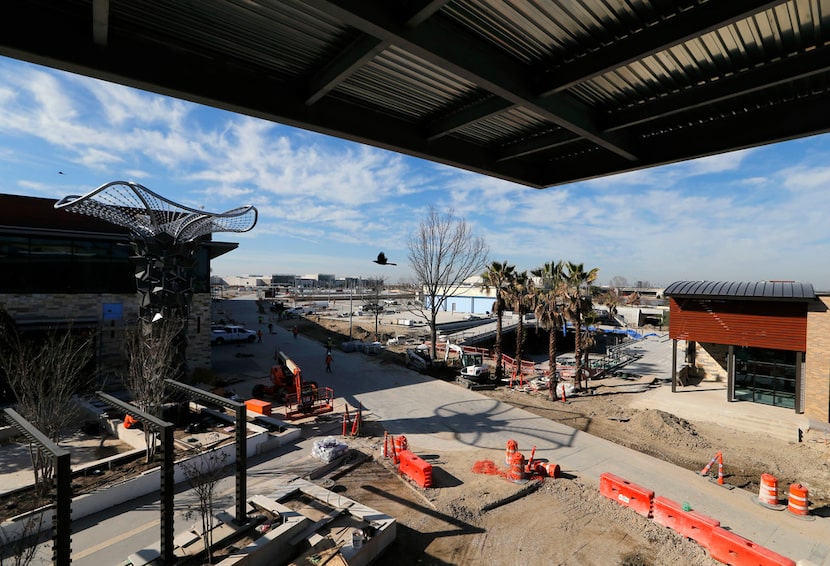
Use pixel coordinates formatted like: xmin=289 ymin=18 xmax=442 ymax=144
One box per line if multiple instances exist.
xmin=665 ymin=281 xmax=830 ymax=429
xmin=0 ymin=194 xmax=237 ymax=382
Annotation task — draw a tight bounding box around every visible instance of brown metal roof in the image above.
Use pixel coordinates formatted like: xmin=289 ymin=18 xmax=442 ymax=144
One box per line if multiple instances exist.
xmin=2 ymin=1 xmax=830 ymax=188
xmin=664 ymin=280 xmax=816 ymax=300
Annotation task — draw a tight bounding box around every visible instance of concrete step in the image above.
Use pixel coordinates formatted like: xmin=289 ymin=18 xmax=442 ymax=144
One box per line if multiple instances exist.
xmin=716 ymin=412 xmax=802 ymax=444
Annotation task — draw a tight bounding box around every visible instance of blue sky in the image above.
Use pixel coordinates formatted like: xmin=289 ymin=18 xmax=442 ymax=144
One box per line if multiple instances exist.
xmin=1 ymin=55 xmax=829 ymax=290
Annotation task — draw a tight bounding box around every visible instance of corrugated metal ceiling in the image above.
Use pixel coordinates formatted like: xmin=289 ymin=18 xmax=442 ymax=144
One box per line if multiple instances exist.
xmin=2 ymin=0 xmax=830 ymax=188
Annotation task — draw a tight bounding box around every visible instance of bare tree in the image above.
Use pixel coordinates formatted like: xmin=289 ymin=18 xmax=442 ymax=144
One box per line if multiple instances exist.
xmin=408 ymin=206 xmax=489 ymax=358
xmin=180 ymin=448 xmax=230 ymax=565
xmin=362 ymin=277 xmax=385 ymax=341
xmin=123 ymin=316 xmax=184 ymax=463
xmin=0 ymin=505 xmax=46 ymax=566
xmin=0 ymin=308 xmax=95 ymax=496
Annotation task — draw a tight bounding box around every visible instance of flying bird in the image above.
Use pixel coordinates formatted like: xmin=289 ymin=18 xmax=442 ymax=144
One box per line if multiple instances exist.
xmin=373 ymin=252 xmax=396 ymax=266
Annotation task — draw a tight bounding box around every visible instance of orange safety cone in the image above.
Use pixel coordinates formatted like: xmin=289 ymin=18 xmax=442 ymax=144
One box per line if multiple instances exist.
xmin=509 ymin=452 xmax=526 ymax=483
xmin=525 ymin=445 xmax=537 ymax=474
xmin=343 ymin=405 xmax=351 ymax=437
xmin=700 ymin=451 xmax=721 ymax=476
xmin=757 ymin=474 xmax=782 ymax=508
xmin=505 ymin=439 xmax=518 ymax=465
xmin=534 ymin=461 xmax=560 ymax=478
xmin=716 ymin=452 xmax=724 ymax=485
xmin=787 ymin=483 xmax=813 ymax=519
xmin=351 ymin=404 xmax=362 ymax=436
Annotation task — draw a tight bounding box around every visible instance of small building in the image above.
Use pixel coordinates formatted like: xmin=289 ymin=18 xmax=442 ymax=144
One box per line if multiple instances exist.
xmin=665 ymin=281 xmax=830 ymax=430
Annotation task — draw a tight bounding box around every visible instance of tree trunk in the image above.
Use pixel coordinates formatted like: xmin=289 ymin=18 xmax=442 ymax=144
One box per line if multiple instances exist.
xmin=494 ymin=310 xmax=503 ymax=380
xmin=549 ymin=323 xmax=558 ymax=400
xmin=574 ymin=317 xmax=583 ymax=390
xmin=515 ymin=312 xmax=524 ymax=382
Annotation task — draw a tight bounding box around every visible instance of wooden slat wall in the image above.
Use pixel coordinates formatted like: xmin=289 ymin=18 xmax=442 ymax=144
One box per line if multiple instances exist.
xmin=669 ymin=298 xmax=807 ymax=351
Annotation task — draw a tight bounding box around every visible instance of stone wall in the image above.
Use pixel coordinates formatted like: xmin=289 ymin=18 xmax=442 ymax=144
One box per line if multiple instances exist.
xmin=694 ymin=342 xmax=728 ymax=382
xmin=806 ymin=296 xmax=830 ymax=424
xmin=0 ymin=292 xmax=212 ymax=384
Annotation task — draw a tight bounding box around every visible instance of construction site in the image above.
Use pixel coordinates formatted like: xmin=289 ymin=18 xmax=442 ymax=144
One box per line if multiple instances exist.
xmin=2 ymin=297 xmax=829 ymax=565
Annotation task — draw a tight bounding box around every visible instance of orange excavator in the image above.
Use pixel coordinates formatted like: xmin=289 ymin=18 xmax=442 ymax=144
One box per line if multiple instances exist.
xmin=252 ymin=351 xmax=333 ymax=420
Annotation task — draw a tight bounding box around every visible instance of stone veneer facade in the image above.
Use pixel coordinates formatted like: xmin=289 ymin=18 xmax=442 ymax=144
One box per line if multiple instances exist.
xmin=692 ymin=342 xmax=728 ymax=381
xmin=0 ymin=292 xmax=212 ymax=385
xmin=806 ymin=295 xmax=830 ymax=425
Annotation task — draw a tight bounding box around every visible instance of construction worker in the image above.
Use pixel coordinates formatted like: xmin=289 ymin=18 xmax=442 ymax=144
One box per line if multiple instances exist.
xmin=292 ymin=325 xmax=299 ymax=339
xmin=325 ymin=353 xmax=333 ymax=373
xmin=257 ymin=329 xmax=263 ymax=343
xmin=326 ymin=336 xmax=333 ymax=353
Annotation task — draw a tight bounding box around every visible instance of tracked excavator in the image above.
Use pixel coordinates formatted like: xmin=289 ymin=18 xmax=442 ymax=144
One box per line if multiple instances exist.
xmin=252 ymin=351 xmax=333 ymax=420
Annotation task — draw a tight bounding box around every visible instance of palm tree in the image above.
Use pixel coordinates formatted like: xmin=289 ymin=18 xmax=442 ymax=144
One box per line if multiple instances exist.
xmin=563 ymin=262 xmax=599 ymax=390
xmin=509 ymin=271 xmax=533 ymax=384
xmin=532 ymin=260 xmax=565 ymax=399
xmin=481 ymin=261 xmax=515 ymax=381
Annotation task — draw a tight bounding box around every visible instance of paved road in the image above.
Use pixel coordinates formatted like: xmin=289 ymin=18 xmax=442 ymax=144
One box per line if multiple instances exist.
xmin=22 ymin=298 xmax=830 ymax=564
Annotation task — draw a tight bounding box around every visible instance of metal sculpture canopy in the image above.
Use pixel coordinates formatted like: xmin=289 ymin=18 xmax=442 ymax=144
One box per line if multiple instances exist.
xmin=54 ymin=181 xmax=257 ymax=241
xmin=55 ymin=181 xmax=257 ymax=381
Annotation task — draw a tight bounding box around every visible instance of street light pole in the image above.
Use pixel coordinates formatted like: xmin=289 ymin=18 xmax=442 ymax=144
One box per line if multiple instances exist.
xmin=349 ymin=285 xmax=353 ymax=340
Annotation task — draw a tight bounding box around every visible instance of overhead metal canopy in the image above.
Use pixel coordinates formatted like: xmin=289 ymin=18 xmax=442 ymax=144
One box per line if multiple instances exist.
xmin=2 ymin=0 xmax=830 ymax=188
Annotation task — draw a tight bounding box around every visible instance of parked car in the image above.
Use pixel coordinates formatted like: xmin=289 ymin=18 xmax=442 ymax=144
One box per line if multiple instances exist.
xmin=211 ymin=325 xmax=257 ymax=345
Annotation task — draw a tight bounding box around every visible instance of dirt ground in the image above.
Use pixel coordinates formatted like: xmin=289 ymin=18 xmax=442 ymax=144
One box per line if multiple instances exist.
xmin=293 ymin=314 xmax=830 ymax=565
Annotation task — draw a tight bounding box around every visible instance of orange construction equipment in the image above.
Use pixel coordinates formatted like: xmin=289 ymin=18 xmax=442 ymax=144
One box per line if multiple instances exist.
xmin=245 ymin=398 xmax=272 ymax=416
xmin=599 ymin=472 xmax=654 ymax=518
xmin=505 ymin=439 xmax=518 ymax=465
xmin=709 ymin=527 xmax=796 ymax=566
xmin=787 ymin=483 xmax=811 ymax=518
xmin=700 ymin=451 xmax=726 ymax=485
xmin=757 ymin=474 xmax=782 ymax=508
xmin=253 ymin=351 xmax=334 ymax=420
xmin=509 ymin=452 xmax=526 ymax=483
xmin=350 ymin=404 xmax=362 ymax=436
xmin=342 ymin=408 xmax=351 ymax=436
xmin=398 ymin=450 xmax=433 ymax=488
xmin=652 ymin=496 xmax=720 ymax=549
xmin=534 ymin=461 xmax=560 ymax=478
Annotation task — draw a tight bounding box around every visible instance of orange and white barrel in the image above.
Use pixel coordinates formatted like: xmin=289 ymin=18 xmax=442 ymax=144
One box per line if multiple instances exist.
xmin=787 ymin=483 xmax=810 ymax=517
xmin=509 ymin=452 xmax=525 ymax=483
xmin=505 ymin=439 xmax=518 ymax=465
xmin=394 ymin=435 xmax=408 ymax=454
xmin=757 ymin=474 xmax=779 ymax=507
xmin=534 ymin=461 xmax=560 ymax=478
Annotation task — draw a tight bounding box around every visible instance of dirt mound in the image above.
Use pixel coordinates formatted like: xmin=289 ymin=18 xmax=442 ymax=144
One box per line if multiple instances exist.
xmin=627 ymin=409 xmax=712 ymax=453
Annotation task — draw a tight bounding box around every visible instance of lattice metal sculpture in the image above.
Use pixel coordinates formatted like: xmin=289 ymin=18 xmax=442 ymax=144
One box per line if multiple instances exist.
xmin=56 ymin=181 xmax=257 ymax=379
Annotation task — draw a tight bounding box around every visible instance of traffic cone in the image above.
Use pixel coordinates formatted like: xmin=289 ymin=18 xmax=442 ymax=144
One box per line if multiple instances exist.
xmin=343 ymin=406 xmax=351 ymax=437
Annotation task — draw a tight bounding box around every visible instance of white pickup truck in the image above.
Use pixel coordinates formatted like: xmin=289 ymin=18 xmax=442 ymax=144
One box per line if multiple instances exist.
xmin=211 ymin=325 xmax=257 ymax=345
